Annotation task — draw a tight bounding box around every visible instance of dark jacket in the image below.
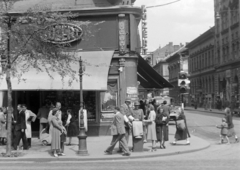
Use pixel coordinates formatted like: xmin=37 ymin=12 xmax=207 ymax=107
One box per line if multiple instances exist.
xmin=155 ymin=113 xmax=169 ymax=126
xmin=14 ymin=110 xmax=26 ymax=131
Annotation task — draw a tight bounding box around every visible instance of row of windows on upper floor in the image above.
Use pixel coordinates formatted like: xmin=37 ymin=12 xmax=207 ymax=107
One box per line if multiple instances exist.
xmin=218 ymin=10 xmax=239 ymax=31
xmin=217 ymin=31 xmax=239 ymax=44
xmin=216 ymin=46 xmax=240 ymax=65
xmin=189 ymin=49 xmax=214 ymax=73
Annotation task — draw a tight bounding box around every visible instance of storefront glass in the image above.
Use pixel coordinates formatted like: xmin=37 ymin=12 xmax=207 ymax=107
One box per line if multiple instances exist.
xmin=100 ymin=78 xmax=118 ymax=122
xmin=43 ymin=91 xmax=97 ymax=122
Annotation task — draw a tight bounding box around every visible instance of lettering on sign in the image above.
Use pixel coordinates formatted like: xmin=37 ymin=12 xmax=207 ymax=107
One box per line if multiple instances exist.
xmin=40 ymin=23 xmax=83 ymax=44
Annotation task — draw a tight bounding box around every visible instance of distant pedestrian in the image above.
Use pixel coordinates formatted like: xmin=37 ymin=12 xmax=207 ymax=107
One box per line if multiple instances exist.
xmin=209 ymin=98 xmax=212 ymax=111
xmin=104 ymin=107 xmax=131 ymax=156
xmin=144 ymin=104 xmax=157 ymax=152
xmin=224 ymin=107 xmax=239 ymax=143
xmin=194 ymin=99 xmax=198 ymax=109
xmin=65 ymin=109 xmax=79 ymax=145
xmin=216 ymin=118 xmax=230 ymax=144
xmin=171 ymin=107 xmax=190 ymax=145
xmin=155 ymin=107 xmax=169 ymax=149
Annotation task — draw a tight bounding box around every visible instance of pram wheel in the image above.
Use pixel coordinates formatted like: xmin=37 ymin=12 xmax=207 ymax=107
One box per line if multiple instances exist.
xmin=42 ymin=140 xmax=48 ymax=146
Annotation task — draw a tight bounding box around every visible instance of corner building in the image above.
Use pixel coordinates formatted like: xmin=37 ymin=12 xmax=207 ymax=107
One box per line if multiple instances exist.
xmin=0 ymin=0 xmax=172 ymax=135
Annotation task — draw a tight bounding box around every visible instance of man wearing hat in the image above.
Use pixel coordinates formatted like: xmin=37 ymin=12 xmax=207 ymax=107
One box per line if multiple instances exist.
xmin=118 ymin=97 xmax=133 ymax=152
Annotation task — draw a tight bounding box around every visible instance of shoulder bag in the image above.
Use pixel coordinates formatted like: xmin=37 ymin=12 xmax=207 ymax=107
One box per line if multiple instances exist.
xmin=176 ymin=119 xmax=186 ymax=130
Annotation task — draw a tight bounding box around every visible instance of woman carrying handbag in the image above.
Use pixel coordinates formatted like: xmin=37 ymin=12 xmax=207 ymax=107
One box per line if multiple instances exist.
xmin=172 ymin=107 xmax=190 ymax=145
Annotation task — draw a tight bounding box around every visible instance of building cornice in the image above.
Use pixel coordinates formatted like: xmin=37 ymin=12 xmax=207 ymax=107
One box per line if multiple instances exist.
xmin=8 ymin=6 xmax=142 ymax=17
xmin=187 ymin=27 xmax=215 ymax=49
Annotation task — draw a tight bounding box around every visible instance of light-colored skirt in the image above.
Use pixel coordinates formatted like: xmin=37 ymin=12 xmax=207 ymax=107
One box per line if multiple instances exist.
xmin=0 ymin=123 xmax=7 ymax=138
xmin=147 ymin=122 xmax=157 ymax=141
xmin=51 ymin=127 xmax=61 ymax=150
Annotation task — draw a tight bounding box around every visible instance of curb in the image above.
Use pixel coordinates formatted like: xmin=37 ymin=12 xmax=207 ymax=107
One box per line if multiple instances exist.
xmin=184 ymin=108 xmax=224 ymax=115
xmin=0 ymin=143 xmax=211 ymax=162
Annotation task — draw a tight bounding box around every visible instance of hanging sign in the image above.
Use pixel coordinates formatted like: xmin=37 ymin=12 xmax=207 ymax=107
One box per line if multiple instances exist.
xmin=40 ymin=23 xmax=83 ymax=44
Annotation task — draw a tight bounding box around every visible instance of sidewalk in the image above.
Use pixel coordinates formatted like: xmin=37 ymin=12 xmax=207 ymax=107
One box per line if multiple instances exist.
xmin=0 ymin=126 xmax=210 ymax=161
xmin=184 ymin=106 xmax=225 ymax=115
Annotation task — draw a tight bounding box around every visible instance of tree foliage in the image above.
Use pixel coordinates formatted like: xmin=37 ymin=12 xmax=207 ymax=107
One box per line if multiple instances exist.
xmin=0 ymin=0 xmax=96 ymax=155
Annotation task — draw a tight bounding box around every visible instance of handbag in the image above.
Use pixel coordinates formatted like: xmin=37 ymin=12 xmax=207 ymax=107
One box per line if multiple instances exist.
xmin=162 ymin=116 xmax=167 ymax=122
xmin=176 ymin=119 xmax=186 ymax=130
xmin=110 ymin=124 xmax=118 ymax=135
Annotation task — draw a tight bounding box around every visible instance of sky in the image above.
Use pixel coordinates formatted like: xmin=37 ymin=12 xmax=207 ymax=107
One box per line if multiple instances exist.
xmin=134 ymin=0 xmax=215 ymax=51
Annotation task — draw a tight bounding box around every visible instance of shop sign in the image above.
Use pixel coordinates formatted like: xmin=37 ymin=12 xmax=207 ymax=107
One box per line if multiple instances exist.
xmin=127 ymin=87 xmax=138 ymax=94
xmin=127 ymin=87 xmax=138 ymax=107
xmin=40 ymin=23 xmax=83 ymax=44
xmin=226 ymin=70 xmax=231 ymax=78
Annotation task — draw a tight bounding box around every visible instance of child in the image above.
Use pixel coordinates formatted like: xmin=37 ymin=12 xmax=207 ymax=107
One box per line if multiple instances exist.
xmin=216 ymin=118 xmax=230 ymax=144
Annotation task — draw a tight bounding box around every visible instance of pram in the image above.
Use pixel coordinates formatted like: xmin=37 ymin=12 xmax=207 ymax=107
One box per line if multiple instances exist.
xmin=40 ymin=124 xmax=51 ymax=146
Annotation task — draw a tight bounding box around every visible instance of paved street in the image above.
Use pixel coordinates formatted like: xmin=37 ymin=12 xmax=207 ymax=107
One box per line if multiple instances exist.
xmin=0 ymin=109 xmax=239 ymax=170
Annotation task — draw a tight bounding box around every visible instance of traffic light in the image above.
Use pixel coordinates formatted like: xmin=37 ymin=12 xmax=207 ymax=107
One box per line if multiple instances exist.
xmin=141 ymin=5 xmax=147 ymax=55
xmin=178 ymin=71 xmax=188 ymax=94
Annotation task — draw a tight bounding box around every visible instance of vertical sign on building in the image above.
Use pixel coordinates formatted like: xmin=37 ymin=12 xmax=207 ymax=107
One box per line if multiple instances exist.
xmin=141 ymin=5 xmax=147 ymax=55
xmin=118 ymin=14 xmax=127 ymax=55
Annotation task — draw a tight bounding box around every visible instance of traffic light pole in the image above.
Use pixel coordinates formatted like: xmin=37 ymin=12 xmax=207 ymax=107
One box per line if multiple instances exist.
xmin=181 ymin=93 xmax=184 ymax=110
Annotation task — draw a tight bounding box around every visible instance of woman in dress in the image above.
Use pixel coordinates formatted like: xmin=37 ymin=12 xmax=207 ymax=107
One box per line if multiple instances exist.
xmin=51 ymin=108 xmax=66 ymax=157
xmin=66 ymin=109 xmax=79 ymax=145
xmin=172 ymin=107 xmax=190 ymax=145
xmin=144 ymin=104 xmax=157 ymax=151
xmin=155 ymin=107 xmax=169 ymax=149
xmin=224 ymin=107 xmax=239 ymax=143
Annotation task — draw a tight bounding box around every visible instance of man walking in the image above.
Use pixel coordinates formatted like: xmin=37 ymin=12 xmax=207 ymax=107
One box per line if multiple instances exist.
xmin=13 ymin=104 xmax=28 ymax=150
xmin=118 ymin=97 xmax=133 ymax=151
xmin=104 ymin=107 xmax=131 ymax=156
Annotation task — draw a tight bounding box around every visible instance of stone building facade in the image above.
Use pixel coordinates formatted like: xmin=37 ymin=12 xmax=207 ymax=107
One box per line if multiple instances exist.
xmin=187 ymin=27 xmax=215 ymax=108
xmin=214 ymin=0 xmax=240 ymax=109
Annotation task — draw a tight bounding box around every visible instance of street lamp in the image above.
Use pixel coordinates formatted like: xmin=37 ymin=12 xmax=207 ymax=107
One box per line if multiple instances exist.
xmin=77 ymin=57 xmax=88 ymax=156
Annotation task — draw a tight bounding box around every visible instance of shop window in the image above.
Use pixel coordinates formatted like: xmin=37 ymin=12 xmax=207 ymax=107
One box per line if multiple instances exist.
xmin=43 ymin=91 xmax=96 ymax=122
xmin=100 ymin=78 xmax=118 ymax=112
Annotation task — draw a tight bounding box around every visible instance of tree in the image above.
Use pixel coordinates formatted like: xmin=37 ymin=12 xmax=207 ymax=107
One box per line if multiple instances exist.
xmin=0 ymin=0 xmax=91 ymax=156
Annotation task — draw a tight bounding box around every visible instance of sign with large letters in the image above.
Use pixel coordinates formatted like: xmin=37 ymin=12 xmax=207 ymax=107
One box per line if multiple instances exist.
xmin=40 ymin=23 xmax=83 ymax=44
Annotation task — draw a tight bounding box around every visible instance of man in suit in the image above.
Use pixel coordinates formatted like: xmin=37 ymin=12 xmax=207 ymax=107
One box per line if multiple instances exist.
xmin=118 ymin=97 xmax=133 ymax=152
xmin=104 ymin=107 xmax=131 ymax=156
xmin=13 ymin=104 xmax=28 ymax=150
